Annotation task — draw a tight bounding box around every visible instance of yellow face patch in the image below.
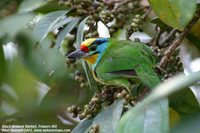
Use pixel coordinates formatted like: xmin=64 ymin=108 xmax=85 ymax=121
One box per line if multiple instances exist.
xmin=83 ymin=53 xmax=98 ymax=64
xmin=81 ymin=38 xmax=96 ymax=47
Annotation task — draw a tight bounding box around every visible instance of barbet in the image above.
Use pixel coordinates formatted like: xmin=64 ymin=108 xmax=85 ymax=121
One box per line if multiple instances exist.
xmin=67 ymin=38 xmax=160 ymax=90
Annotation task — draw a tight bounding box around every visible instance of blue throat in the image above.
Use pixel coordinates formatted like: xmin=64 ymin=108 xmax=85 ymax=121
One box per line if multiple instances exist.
xmin=92 ymin=42 xmax=108 ymax=70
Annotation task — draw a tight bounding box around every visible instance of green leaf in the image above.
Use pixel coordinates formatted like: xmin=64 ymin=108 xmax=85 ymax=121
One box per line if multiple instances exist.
xmin=117 ymin=99 xmax=169 ymax=133
xmin=147 ymin=72 xmax=200 ymax=103
xmin=118 ymin=72 xmax=200 ymax=133
xmin=4 ymin=58 xmax=40 ymax=111
xmin=92 ymin=100 xmax=124 ymax=133
xmin=18 ymin=0 xmax=47 ymax=13
xmin=0 ymin=45 xmax=6 ymax=85
xmin=187 ymin=33 xmax=200 ymax=50
xmin=0 ymin=0 xmax=10 ymax=9
xmin=148 ymin=0 xmax=196 ymax=30
xmin=72 ymin=119 xmax=94 ymax=133
xmin=56 ymin=17 xmax=80 ymax=48
xmin=169 ymin=89 xmax=200 ymax=119
xmin=33 ymin=10 xmax=69 ymax=42
xmin=187 ymin=19 xmax=200 ymax=49
xmin=151 ymin=17 xmax=171 ymax=31
xmin=171 ymin=112 xmax=200 ymax=133
xmin=34 ymin=2 xmax=69 ymax=14
xmin=0 ymin=13 xmax=34 ymax=38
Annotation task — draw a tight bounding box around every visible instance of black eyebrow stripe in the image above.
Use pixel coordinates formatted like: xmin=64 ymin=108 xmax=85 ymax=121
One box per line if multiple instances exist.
xmin=91 ymin=40 xmax=103 ymax=45
xmin=92 ymin=51 xmax=99 ymax=55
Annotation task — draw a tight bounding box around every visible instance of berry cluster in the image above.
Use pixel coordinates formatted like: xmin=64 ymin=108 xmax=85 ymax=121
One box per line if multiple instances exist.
xmin=65 ymin=35 xmax=77 ymax=68
xmin=67 ymin=86 xmax=136 ymax=120
xmin=161 ymin=49 xmax=183 ymax=81
xmin=74 ymin=70 xmax=88 ymax=88
xmin=126 ymin=14 xmax=143 ymax=38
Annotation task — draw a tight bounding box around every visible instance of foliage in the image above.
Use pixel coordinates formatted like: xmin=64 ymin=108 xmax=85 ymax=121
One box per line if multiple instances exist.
xmin=0 ymin=0 xmax=200 ymax=133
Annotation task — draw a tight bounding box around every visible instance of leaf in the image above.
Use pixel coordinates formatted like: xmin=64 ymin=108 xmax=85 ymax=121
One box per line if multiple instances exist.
xmin=147 ymin=72 xmax=200 ymax=103
xmin=187 ymin=19 xmax=200 ymax=49
xmin=148 ymin=0 xmax=196 ymax=30
xmin=118 ymin=72 xmax=200 ymax=133
xmin=33 ymin=10 xmax=69 ymax=42
xmin=187 ymin=33 xmax=200 ymax=50
xmin=151 ymin=17 xmax=171 ymax=31
xmin=72 ymin=119 xmax=94 ymax=133
xmin=171 ymin=112 xmax=200 ymax=133
xmin=169 ymin=108 xmax=181 ymax=128
xmin=5 ymin=59 xmax=40 ymax=110
xmin=34 ymin=2 xmax=69 ymax=14
xmin=0 ymin=13 xmax=34 ymax=38
xmin=51 ymin=17 xmax=74 ymax=31
xmin=117 ymin=99 xmax=169 ymax=133
xmin=0 ymin=45 xmax=6 ymax=85
xmin=169 ymin=89 xmax=200 ymax=119
xmin=55 ymin=17 xmax=80 ymax=48
xmin=92 ymin=100 xmax=124 ymax=133
xmin=18 ymin=0 xmax=47 ymax=13
xmin=75 ymin=17 xmax=88 ymax=49
xmin=0 ymin=0 xmax=9 ymax=9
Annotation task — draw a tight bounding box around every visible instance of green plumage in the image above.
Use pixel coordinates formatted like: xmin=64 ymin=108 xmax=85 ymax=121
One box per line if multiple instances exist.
xmin=94 ymin=39 xmax=160 ymax=90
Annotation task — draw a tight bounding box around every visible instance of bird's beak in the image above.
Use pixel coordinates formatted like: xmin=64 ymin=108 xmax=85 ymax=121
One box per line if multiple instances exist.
xmin=66 ymin=50 xmax=88 ymax=59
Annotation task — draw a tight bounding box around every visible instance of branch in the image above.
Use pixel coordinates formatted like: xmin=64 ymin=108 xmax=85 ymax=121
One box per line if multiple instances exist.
xmin=111 ymin=0 xmax=131 ymax=12
xmin=142 ymin=7 xmax=152 ymax=20
xmin=158 ymin=10 xmax=200 ymax=68
xmin=159 ymin=29 xmax=178 ymax=47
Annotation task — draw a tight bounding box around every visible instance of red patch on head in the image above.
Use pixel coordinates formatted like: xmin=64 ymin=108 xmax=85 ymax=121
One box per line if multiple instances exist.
xmin=80 ymin=44 xmax=89 ymax=52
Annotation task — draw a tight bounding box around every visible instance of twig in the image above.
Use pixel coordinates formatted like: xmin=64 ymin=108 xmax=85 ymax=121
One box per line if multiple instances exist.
xmin=159 ymin=29 xmax=178 ymax=47
xmin=158 ymin=10 xmax=200 ymax=68
xmin=148 ymin=26 xmax=163 ymax=46
xmin=142 ymin=7 xmax=151 ymax=20
xmin=111 ymin=0 xmax=131 ymax=12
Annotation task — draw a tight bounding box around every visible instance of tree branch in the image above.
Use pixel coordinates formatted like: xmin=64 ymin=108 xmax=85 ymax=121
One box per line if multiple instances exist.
xmin=158 ymin=10 xmax=200 ymax=68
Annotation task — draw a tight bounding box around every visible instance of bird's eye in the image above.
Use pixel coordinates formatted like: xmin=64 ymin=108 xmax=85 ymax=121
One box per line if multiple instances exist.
xmin=90 ymin=45 xmax=97 ymax=51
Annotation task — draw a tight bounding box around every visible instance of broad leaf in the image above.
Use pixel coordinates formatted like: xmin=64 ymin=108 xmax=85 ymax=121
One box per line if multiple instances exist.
xmin=92 ymin=100 xmax=124 ymax=133
xmin=187 ymin=34 xmax=200 ymax=50
xmin=0 ymin=13 xmax=34 ymax=38
xmin=187 ymin=20 xmax=200 ymax=49
xmin=56 ymin=17 xmax=80 ymax=48
xmin=151 ymin=17 xmax=171 ymax=31
xmin=34 ymin=2 xmax=69 ymax=14
xmin=117 ymin=99 xmax=169 ymax=133
xmin=148 ymin=0 xmax=196 ymax=30
xmin=51 ymin=17 xmax=74 ymax=31
xmin=171 ymin=112 xmax=200 ymax=133
xmin=0 ymin=0 xmax=9 ymax=9
xmin=169 ymin=89 xmax=200 ymax=119
xmin=33 ymin=10 xmax=69 ymax=42
xmin=18 ymin=0 xmax=47 ymax=13
xmin=72 ymin=119 xmax=94 ymax=133
xmin=118 ymin=72 xmax=200 ymax=133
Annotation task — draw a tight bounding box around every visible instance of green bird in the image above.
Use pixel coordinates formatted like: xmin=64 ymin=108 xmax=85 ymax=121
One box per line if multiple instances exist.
xmin=67 ymin=38 xmax=160 ymax=90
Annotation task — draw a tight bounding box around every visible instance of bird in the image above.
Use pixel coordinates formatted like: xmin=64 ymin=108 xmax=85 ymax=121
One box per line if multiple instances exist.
xmin=67 ymin=38 xmax=160 ymax=90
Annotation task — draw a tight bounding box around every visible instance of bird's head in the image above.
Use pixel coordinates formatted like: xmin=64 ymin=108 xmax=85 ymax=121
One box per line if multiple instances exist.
xmin=67 ymin=38 xmax=109 ymax=65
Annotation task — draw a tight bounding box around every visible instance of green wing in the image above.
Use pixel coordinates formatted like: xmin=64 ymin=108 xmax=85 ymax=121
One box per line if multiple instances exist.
xmin=95 ymin=39 xmax=160 ymax=89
